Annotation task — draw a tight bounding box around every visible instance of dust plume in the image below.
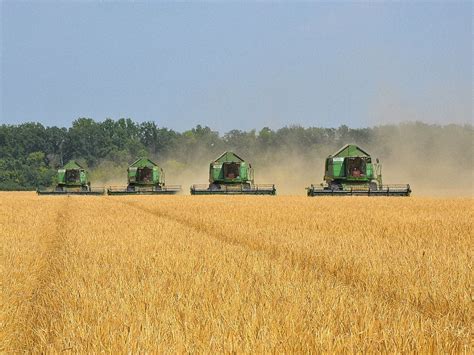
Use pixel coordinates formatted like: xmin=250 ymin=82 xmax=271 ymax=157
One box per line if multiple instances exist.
xmin=89 ymin=161 xmax=127 ymax=188
xmin=88 ymin=123 xmax=473 ymax=196
xmin=367 ymin=123 xmax=473 ymax=196
xmin=252 ymin=123 xmax=473 ymax=196
xmin=255 ymin=150 xmax=327 ymax=196
xmin=162 ymin=159 xmax=210 ymax=193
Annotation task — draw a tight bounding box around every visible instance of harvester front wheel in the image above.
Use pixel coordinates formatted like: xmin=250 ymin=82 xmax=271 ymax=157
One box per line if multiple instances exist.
xmin=209 ymin=184 xmax=221 ymax=191
xmin=369 ymin=182 xmax=378 ymax=191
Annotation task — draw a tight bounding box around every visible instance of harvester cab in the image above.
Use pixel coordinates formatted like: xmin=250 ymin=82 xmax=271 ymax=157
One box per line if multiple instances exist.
xmin=37 ymin=160 xmax=105 ymax=195
xmin=107 ymin=158 xmax=181 ymax=195
xmin=190 ymin=151 xmax=276 ymax=195
xmin=307 ymin=144 xmax=411 ymax=196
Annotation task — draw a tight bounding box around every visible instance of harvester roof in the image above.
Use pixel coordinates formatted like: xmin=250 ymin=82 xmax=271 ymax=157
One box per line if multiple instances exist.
xmin=63 ymin=160 xmax=84 ymax=169
xmin=214 ymin=151 xmax=245 ymax=163
xmin=331 ymin=144 xmax=371 ymax=158
xmin=129 ymin=157 xmax=159 ymax=168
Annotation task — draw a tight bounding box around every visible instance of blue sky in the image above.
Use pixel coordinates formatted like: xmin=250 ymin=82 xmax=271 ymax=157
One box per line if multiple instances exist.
xmin=1 ymin=1 xmax=472 ymax=132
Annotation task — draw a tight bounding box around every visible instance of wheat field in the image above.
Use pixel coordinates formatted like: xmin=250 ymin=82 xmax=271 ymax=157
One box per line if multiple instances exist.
xmin=1 ymin=192 xmax=472 ymax=352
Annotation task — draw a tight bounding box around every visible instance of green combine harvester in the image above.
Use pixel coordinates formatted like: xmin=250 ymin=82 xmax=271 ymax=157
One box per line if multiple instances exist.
xmin=37 ymin=160 xmax=104 ymax=195
xmin=190 ymin=151 xmax=276 ymax=195
xmin=107 ymin=158 xmax=181 ymax=195
xmin=306 ymin=144 xmax=411 ymax=196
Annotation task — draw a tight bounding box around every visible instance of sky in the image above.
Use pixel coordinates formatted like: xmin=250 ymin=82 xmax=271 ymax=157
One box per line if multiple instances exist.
xmin=0 ymin=1 xmax=472 ymax=132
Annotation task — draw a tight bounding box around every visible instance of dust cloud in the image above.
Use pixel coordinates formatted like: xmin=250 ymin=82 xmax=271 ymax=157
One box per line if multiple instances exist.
xmin=368 ymin=123 xmax=473 ymax=197
xmin=164 ymin=162 xmax=210 ymax=193
xmin=90 ymin=123 xmax=473 ymax=196
xmin=237 ymin=124 xmax=472 ymax=196
xmin=89 ymin=161 xmax=127 ymax=189
xmin=256 ymin=151 xmax=326 ymax=195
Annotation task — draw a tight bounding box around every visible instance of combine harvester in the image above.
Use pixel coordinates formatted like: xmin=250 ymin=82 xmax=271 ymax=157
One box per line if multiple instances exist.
xmin=107 ymin=158 xmax=181 ymax=195
xmin=37 ymin=161 xmax=104 ymax=195
xmin=190 ymin=151 xmax=276 ymax=195
xmin=306 ymin=144 xmax=411 ymax=196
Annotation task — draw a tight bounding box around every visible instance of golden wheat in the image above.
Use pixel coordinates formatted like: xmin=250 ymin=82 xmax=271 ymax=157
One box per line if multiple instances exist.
xmin=1 ymin=192 xmax=472 ymax=352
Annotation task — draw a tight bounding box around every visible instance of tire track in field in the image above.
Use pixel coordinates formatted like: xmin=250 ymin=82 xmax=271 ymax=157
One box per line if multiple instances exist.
xmin=119 ymin=200 xmax=464 ymax=326
xmin=13 ymin=197 xmax=71 ymax=352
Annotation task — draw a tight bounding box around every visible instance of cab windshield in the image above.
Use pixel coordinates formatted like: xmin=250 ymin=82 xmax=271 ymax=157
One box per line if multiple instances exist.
xmin=346 ymin=157 xmax=367 ymax=177
xmin=223 ymin=162 xmax=240 ymax=179
xmin=65 ymin=169 xmax=80 ymax=183
xmin=137 ymin=167 xmax=153 ymax=183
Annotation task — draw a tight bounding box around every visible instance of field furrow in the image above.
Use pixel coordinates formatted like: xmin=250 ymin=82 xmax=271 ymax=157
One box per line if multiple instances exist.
xmin=1 ymin=195 xmax=71 ymax=351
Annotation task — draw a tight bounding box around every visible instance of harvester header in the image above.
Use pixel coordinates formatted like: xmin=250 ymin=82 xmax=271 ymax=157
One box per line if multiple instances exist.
xmin=107 ymin=157 xmax=181 ymax=195
xmin=190 ymin=151 xmax=276 ymax=195
xmin=306 ymin=144 xmax=411 ymax=196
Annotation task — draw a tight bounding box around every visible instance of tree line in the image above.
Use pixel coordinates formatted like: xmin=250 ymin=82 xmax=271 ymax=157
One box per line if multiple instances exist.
xmin=0 ymin=118 xmax=472 ymax=190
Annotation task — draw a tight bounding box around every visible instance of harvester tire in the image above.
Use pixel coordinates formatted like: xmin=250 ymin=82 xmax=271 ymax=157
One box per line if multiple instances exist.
xmin=210 ymin=184 xmax=221 ymax=191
